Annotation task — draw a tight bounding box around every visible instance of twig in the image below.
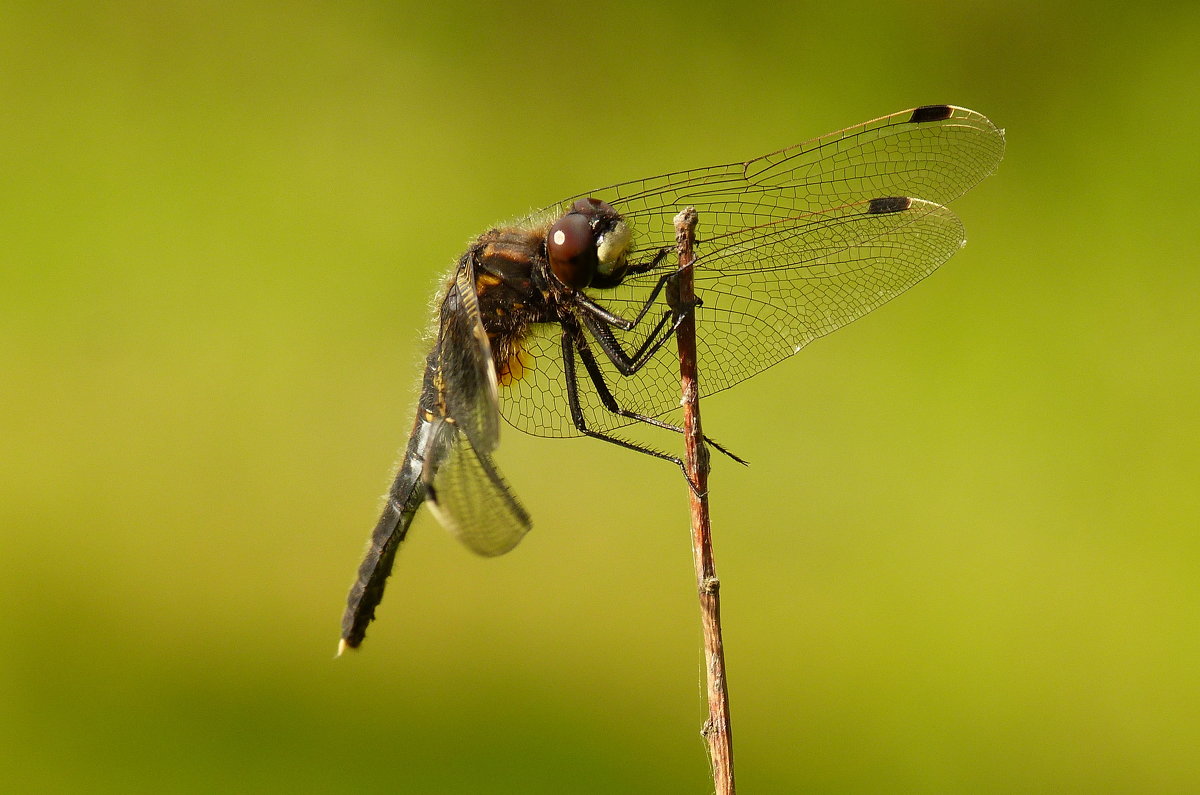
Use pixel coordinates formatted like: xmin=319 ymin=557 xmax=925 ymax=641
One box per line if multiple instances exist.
xmin=673 ymin=208 xmax=735 ymax=794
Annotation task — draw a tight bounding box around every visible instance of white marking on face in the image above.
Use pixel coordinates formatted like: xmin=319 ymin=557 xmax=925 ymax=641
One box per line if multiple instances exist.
xmin=597 ymin=220 xmax=632 ymax=271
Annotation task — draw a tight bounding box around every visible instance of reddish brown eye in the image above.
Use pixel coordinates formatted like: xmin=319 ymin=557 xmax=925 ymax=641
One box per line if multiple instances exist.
xmin=547 ymin=212 xmax=597 ymax=289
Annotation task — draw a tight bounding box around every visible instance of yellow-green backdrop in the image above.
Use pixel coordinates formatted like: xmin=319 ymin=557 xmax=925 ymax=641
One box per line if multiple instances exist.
xmin=4 ymin=1 xmax=1198 ymax=791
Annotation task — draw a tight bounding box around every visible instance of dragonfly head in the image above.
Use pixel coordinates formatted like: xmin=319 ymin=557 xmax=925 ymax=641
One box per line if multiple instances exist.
xmin=547 ymin=197 xmax=632 ymax=290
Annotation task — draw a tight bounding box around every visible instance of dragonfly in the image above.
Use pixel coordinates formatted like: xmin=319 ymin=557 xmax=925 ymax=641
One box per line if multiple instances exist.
xmin=339 ymin=104 xmax=1005 ymax=652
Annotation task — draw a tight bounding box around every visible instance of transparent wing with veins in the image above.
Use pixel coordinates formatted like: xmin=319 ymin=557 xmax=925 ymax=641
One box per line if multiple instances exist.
xmin=425 ymin=421 xmax=531 ymax=557
xmin=426 ymin=261 xmax=531 ymax=554
xmin=498 ymin=105 xmax=1005 ymax=438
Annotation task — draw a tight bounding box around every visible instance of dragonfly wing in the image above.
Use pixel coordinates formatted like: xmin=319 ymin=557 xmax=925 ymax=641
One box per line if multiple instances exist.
xmin=500 ymin=196 xmax=970 ymax=437
xmin=436 ymin=259 xmax=502 ymax=453
xmin=547 ymin=105 xmax=1003 ymax=257
xmin=498 ymin=107 xmax=1002 ymax=437
xmin=687 ymin=197 xmax=967 ymax=386
xmin=425 ymin=423 xmax=532 ymax=557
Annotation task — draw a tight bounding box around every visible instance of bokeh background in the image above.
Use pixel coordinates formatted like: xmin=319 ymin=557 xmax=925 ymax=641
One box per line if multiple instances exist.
xmin=4 ymin=1 xmax=1198 ymax=791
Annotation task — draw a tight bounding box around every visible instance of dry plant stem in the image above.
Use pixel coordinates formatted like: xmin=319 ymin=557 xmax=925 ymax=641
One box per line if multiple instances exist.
xmin=673 ymin=208 xmax=735 ymax=795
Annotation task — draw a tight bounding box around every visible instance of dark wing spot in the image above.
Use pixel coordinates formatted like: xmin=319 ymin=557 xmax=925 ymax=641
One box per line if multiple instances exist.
xmin=909 ymin=104 xmax=954 ymax=123
xmin=867 ymin=196 xmax=913 ymax=214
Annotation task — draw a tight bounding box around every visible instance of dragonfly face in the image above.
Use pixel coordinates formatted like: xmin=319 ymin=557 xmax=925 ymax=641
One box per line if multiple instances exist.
xmin=340 ymin=104 xmax=1005 ymax=652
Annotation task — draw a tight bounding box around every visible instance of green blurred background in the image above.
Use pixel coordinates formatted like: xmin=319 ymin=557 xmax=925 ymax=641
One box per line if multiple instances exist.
xmin=4 ymin=1 xmax=1198 ymax=791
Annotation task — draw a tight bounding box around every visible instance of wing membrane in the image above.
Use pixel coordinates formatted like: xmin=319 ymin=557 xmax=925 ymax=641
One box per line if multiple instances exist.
xmin=498 ymin=106 xmax=1003 ymax=438
xmin=426 ymin=426 xmax=532 ymax=557
xmin=502 ymin=199 xmax=969 ymax=436
xmin=425 ymin=262 xmax=531 ymax=554
xmin=435 ymin=261 xmax=501 ymax=453
xmin=541 ymin=105 xmax=1002 ymax=256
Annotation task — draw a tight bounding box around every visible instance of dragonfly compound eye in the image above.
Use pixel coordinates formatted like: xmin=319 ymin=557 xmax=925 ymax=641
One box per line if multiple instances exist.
xmin=548 ymin=212 xmax=599 ymax=288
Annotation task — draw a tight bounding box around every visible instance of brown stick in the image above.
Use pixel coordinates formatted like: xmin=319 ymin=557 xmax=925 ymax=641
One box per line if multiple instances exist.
xmin=673 ymin=208 xmax=735 ymax=794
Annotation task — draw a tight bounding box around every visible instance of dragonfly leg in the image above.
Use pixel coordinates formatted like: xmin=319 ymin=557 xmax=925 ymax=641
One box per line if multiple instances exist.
xmin=564 ymin=322 xmax=746 ymax=477
xmin=559 ymin=326 xmax=707 ymax=494
xmin=581 ymin=305 xmax=681 ymax=376
xmin=573 ymin=251 xmax=675 ymax=332
xmin=560 ymin=289 xmax=746 ymax=464
xmin=580 ymin=327 xmax=747 ymax=465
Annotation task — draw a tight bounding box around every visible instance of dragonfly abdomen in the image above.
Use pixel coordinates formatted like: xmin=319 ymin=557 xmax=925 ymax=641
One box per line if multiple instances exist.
xmin=340 ymin=409 xmax=439 ymax=651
